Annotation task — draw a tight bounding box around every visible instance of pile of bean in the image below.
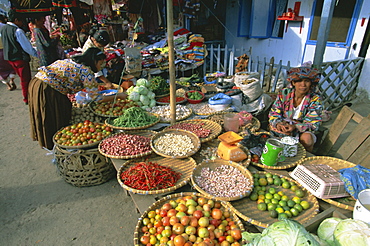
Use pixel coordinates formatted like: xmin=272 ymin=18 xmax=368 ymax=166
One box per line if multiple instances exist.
xmin=153 ymin=133 xmax=194 ymax=156
xmin=148 ymin=105 xmax=191 ymax=122
xmin=194 ymin=165 xmax=252 ymax=197
xmin=99 ymin=133 xmax=151 ymax=157
xmin=112 ymin=107 xmax=158 ymax=128
xmin=167 ymin=122 xmax=211 ymax=138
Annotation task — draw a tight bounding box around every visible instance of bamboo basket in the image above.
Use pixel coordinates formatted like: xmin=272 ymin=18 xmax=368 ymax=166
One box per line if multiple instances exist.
xmin=54 ymin=146 xmax=115 ymax=187
xmin=295 ymin=156 xmax=357 ymax=211
xmin=104 ymin=113 xmax=160 ymax=130
xmin=229 ymin=171 xmax=319 ymax=229
xmin=151 ymin=129 xmax=201 ymax=158
xmin=164 ymin=119 xmax=222 ymax=143
xmin=98 ymin=130 xmax=156 ymax=159
xmin=133 ymin=192 xmax=245 ymax=246
xmin=117 ymin=155 xmax=196 ymax=195
xmin=191 ymin=159 xmax=254 ymax=201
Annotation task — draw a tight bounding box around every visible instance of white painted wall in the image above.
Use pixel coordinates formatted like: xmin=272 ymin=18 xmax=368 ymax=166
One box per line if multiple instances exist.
xmin=225 ymin=0 xmax=370 ymax=99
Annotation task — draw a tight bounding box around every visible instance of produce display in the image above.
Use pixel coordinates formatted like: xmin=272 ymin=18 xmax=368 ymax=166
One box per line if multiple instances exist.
xmin=53 ymin=120 xmax=112 ymax=147
xmin=152 ymin=133 xmax=195 ymax=157
xmin=167 ymin=122 xmax=211 ymax=138
xmin=148 ymin=105 xmax=192 ymax=122
xmin=242 ymin=219 xmax=320 ymax=246
xmin=136 ymin=195 xmax=243 ymax=245
xmin=119 ymin=161 xmax=181 ymax=191
xmin=187 ymin=102 xmax=229 ymax=115
xmin=90 ymin=98 xmax=137 ymax=117
xmin=99 ymin=133 xmax=151 ymax=157
xmin=194 ymin=165 xmax=252 ymax=198
xmin=70 ymin=106 xmax=105 ymax=124
xmin=156 ymin=95 xmax=186 ymax=104
xmin=249 ymin=172 xmax=311 ymax=220
xmin=242 ymin=217 xmax=370 ymax=246
xmin=149 ymin=76 xmax=170 ymax=96
xmin=108 ymin=107 xmax=158 ymax=128
xmin=126 ymin=78 xmax=157 ymax=109
xmin=186 ymin=91 xmax=204 ymax=101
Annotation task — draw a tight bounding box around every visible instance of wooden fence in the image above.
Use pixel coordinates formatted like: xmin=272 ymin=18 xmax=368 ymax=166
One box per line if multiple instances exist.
xmin=203 ymin=43 xmax=365 ymax=110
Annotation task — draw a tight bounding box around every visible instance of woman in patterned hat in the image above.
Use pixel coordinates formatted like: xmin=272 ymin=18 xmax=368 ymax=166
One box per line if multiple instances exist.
xmin=268 ymin=67 xmax=323 ymax=152
xmin=28 ymin=47 xmax=127 ymax=150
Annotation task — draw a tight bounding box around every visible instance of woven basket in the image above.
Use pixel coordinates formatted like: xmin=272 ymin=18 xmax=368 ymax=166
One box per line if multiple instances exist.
xmin=229 ymin=171 xmax=320 ymax=229
xmin=295 ymin=156 xmax=356 ymax=211
xmin=98 ymin=130 xmax=156 ymax=159
xmin=155 ymin=95 xmax=187 ymax=105
xmin=191 ymin=159 xmax=254 ymax=201
xmin=104 ymin=113 xmax=160 ymax=130
xmin=206 ymin=112 xmax=261 ymax=133
xmin=151 ymin=129 xmax=201 ymax=158
xmin=117 ymin=155 xmax=196 ymax=195
xmin=240 ymin=117 xmax=261 ymax=133
xmin=54 ymin=146 xmax=115 ymax=187
xmin=133 ymin=192 xmax=245 ymax=246
xmin=164 ymin=119 xmax=222 ymax=143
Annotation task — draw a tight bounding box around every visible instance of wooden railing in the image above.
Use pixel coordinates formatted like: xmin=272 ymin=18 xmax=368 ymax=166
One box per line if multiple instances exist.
xmin=203 ymin=44 xmax=365 ymax=110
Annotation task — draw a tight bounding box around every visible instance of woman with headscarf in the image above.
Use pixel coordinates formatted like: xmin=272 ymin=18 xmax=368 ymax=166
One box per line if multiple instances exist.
xmin=28 ymin=47 xmax=127 ymax=150
xmin=268 ymin=67 xmax=323 ymax=152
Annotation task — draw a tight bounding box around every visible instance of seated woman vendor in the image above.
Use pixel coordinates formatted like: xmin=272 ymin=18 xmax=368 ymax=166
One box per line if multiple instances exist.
xmin=82 ymin=29 xmax=113 ymax=88
xmin=28 ymin=48 xmax=127 ymax=150
xmin=268 ymin=67 xmax=323 ymax=152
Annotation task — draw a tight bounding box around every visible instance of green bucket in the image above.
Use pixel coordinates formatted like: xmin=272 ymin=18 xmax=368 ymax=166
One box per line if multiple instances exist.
xmin=260 ymin=138 xmax=284 ymax=166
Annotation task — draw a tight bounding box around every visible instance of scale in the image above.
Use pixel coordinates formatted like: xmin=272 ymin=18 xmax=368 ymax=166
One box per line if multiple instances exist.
xmin=217 ymin=131 xmax=247 ymax=162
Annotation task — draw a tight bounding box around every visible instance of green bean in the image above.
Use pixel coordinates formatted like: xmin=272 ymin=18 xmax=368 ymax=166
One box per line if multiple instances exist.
xmin=112 ymin=107 xmax=158 ymax=127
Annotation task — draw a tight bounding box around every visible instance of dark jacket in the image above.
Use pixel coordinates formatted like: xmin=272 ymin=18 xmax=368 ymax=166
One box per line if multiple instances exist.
xmin=0 ymin=24 xmax=30 ymax=62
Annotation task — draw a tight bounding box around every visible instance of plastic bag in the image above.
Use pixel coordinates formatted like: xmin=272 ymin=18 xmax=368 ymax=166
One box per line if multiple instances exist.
xmin=75 ymin=91 xmax=93 ymax=105
xmin=339 ymin=165 xmax=370 ymax=199
xmin=208 ymin=93 xmax=232 ymax=105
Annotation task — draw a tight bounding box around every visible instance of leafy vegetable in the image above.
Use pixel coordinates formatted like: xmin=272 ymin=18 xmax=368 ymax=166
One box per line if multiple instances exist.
xmin=136 ymin=78 xmax=150 ymax=87
xmin=242 ymin=219 xmax=320 ymax=246
xmin=126 ymin=85 xmax=135 ymax=95
xmin=317 ymin=217 xmax=342 ymax=246
xmin=137 ymin=86 xmax=149 ymax=95
xmin=140 ymin=95 xmax=150 ymax=106
xmin=147 ymin=91 xmax=155 ymax=99
xmin=149 ymin=98 xmax=156 ymax=107
xmin=129 ymin=92 xmax=140 ymax=101
xmin=333 ymin=219 xmax=370 ymax=246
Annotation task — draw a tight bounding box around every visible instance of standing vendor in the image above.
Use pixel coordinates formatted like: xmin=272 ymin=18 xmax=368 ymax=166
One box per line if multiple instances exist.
xmin=268 ymin=67 xmax=323 ymax=152
xmin=28 ymin=47 xmax=127 ymax=150
xmin=82 ymin=29 xmax=113 ymax=89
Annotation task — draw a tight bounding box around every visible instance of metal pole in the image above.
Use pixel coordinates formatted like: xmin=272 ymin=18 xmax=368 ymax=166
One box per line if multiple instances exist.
xmin=166 ymin=0 xmax=176 ymax=124
xmin=313 ymin=0 xmax=336 ymax=69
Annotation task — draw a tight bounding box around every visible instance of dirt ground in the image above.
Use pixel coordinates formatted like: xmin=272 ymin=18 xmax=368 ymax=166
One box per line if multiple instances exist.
xmin=1 ymin=75 xmax=369 ymax=246
xmin=0 ymin=78 xmax=138 ymax=245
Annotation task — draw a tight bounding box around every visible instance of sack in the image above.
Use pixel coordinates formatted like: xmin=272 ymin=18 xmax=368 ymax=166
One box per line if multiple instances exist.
xmin=239 ymin=93 xmax=273 ymax=115
xmin=208 ymin=93 xmax=232 ymax=105
xmin=75 ymin=91 xmax=93 ymax=105
xmin=339 ymin=165 xmax=370 ymax=199
xmin=234 ymin=76 xmax=263 ymax=103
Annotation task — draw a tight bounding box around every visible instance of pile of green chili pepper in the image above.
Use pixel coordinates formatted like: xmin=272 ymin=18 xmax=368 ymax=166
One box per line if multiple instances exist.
xmin=120 ymin=161 xmax=181 ymax=190
xmin=112 ymin=107 xmax=158 ymax=127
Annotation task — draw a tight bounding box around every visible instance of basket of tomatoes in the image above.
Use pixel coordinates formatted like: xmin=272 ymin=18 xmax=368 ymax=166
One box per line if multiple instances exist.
xmin=134 ymin=192 xmax=245 ymax=246
xmin=53 ymin=120 xmax=113 ymax=149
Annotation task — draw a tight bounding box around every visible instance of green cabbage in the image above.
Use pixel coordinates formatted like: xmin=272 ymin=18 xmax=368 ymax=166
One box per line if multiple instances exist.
xmin=333 ymin=219 xmax=370 ymax=246
xmin=317 ymin=217 xmax=342 ymax=246
xmin=137 ymin=86 xmax=149 ymax=95
xmin=128 ymin=92 xmax=140 ymax=101
xmin=136 ymin=78 xmax=150 ymax=87
xmin=126 ymin=85 xmax=135 ymax=95
xmin=147 ymin=91 xmax=155 ymax=99
xmin=311 ymin=233 xmax=330 ymax=246
xmin=243 ymin=219 xmax=320 ymax=246
xmin=149 ymin=98 xmax=156 ymax=107
xmin=140 ymin=95 xmax=150 ymax=106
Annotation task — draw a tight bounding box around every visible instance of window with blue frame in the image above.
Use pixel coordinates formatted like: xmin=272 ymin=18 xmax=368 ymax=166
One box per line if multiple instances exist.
xmin=238 ymin=0 xmax=288 ymax=38
xmin=308 ymin=0 xmax=357 ymax=45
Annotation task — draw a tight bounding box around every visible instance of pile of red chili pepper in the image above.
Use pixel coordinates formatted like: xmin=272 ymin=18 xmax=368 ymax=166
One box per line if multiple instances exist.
xmin=120 ymin=161 xmax=182 ymax=190
xmin=156 ymin=95 xmax=185 ymax=103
